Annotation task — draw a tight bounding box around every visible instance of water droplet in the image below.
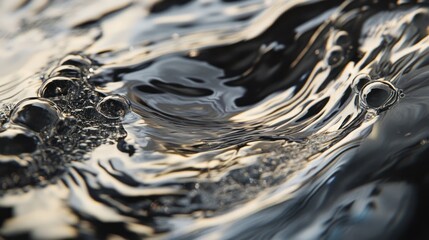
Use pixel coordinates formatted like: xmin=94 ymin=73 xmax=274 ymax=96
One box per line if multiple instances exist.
xmin=38 ymin=76 xmax=79 ymax=98
xmin=326 ymin=45 xmax=344 ymax=67
xmin=352 ymin=74 xmax=371 ymax=93
xmin=10 ymin=98 xmax=61 ymax=133
xmin=96 ymin=95 xmax=131 ymax=120
xmin=0 ymin=128 xmax=39 ymax=155
xmin=359 ymin=80 xmax=399 ymax=111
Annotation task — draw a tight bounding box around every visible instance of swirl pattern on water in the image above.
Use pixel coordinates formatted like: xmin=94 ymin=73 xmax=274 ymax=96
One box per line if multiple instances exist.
xmin=1 ymin=0 xmax=429 ymax=239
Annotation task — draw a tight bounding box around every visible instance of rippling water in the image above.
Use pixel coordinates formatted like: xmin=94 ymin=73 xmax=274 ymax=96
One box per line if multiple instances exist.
xmin=1 ymin=0 xmax=429 ymax=239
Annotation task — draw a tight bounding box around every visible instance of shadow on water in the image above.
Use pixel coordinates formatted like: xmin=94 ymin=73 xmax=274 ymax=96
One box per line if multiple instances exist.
xmin=1 ymin=0 xmax=429 ymax=239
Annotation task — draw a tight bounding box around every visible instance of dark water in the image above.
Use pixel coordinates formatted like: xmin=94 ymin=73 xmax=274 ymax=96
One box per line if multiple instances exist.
xmin=1 ymin=0 xmax=429 ymax=239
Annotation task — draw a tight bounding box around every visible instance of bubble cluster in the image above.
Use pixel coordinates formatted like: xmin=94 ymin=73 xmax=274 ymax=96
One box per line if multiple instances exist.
xmin=0 ymin=53 xmax=132 ymax=191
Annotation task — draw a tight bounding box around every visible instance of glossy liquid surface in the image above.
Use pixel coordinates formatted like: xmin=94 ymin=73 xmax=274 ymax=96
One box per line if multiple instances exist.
xmin=0 ymin=1 xmax=428 ymax=239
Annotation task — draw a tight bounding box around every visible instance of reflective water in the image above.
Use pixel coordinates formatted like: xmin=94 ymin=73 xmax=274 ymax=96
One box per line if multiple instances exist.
xmin=0 ymin=0 xmax=428 ymax=239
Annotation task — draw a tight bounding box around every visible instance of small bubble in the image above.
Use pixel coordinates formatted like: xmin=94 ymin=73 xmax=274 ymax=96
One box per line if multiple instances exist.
xmin=352 ymin=74 xmax=371 ymax=93
xmin=365 ymin=109 xmax=378 ymax=120
xmin=315 ymin=49 xmax=321 ymax=56
xmin=39 ymin=76 xmax=79 ymax=98
xmin=10 ymin=98 xmax=61 ymax=133
xmin=333 ymin=31 xmax=351 ymax=48
xmin=326 ymin=45 xmax=344 ymax=67
xmin=359 ymin=80 xmax=399 ymax=111
xmin=80 ymin=106 xmax=101 ymax=121
xmin=96 ymin=95 xmax=131 ymax=120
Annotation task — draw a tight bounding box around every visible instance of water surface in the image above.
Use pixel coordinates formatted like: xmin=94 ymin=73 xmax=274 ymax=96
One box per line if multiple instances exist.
xmin=0 ymin=0 xmax=429 ymax=239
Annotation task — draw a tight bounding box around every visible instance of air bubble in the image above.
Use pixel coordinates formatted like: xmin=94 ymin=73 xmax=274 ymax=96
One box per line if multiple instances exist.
xmin=0 ymin=128 xmax=39 ymax=155
xmin=38 ymin=76 xmax=79 ymax=98
xmin=59 ymin=54 xmax=92 ymax=69
xmin=352 ymin=74 xmax=371 ymax=93
xmin=96 ymin=95 xmax=131 ymax=120
xmin=49 ymin=65 xmax=83 ymax=79
xmin=359 ymin=80 xmax=399 ymax=111
xmin=365 ymin=109 xmax=378 ymax=121
xmin=326 ymin=45 xmax=344 ymax=67
xmin=333 ymin=31 xmax=351 ymax=48
xmin=10 ymin=98 xmax=61 ymax=132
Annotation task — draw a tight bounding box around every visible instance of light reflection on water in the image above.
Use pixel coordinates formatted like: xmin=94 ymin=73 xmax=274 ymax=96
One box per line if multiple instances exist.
xmin=0 ymin=0 xmax=428 ymax=239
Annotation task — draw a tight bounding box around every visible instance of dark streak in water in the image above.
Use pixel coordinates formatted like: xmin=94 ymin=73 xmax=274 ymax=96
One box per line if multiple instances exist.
xmin=1 ymin=0 xmax=429 ymax=239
